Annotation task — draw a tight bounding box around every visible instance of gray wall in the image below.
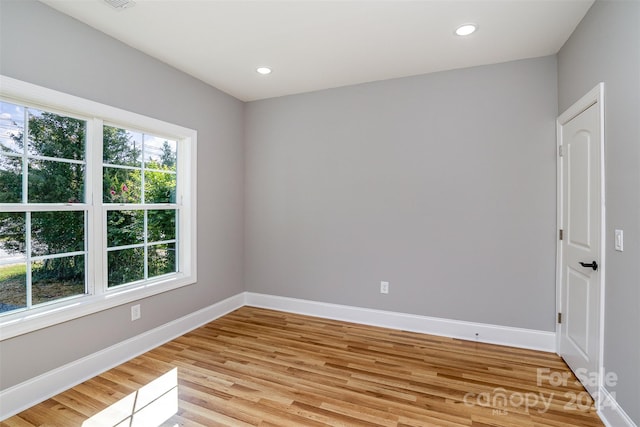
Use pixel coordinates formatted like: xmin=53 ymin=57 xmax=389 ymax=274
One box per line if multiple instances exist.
xmin=558 ymin=0 xmax=640 ymax=423
xmin=245 ymin=56 xmax=558 ymax=331
xmin=0 ymin=1 xmax=245 ymax=389
xmin=4 ymin=2 xmax=635 ymax=423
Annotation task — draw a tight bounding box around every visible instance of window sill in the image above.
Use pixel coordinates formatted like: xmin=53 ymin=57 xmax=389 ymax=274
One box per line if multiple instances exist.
xmin=0 ymin=274 xmax=195 ymax=341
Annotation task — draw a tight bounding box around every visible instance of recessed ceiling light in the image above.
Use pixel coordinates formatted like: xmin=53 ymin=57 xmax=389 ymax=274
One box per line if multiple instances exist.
xmin=455 ymin=24 xmax=477 ymax=36
xmin=104 ymin=0 xmax=136 ymax=9
xmin=256 ymin=67 xmax=272 ymax=75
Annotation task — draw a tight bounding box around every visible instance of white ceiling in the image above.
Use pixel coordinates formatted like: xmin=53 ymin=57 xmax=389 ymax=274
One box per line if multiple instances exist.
xmin=40 ymin=0 xmax=594 ymax=102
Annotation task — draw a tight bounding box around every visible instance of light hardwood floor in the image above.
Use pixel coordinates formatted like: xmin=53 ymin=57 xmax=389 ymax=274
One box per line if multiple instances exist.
xmin=2 ymin=307 xmax=604 ymax=426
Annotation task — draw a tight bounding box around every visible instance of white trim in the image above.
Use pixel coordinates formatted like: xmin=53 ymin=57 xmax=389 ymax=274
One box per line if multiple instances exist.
xmin=555 ymin=83 xmax=606 ymax=395
xmin=0 ymin=76 xmax=194 ymax=140
xmin=597 ymin=386 xmax=638 ymax=427
xmin=245 ymin=292 xmax=556 ymax=352
xmin=0 ymin=292 xmax=245 ymax=421
xmin=0 ymin=292 xmax=563 ymax=422
xmin=0 ymin=273 xmax=195 ymax=340
xmin=0 ymin=75 xmax=198 ymax=341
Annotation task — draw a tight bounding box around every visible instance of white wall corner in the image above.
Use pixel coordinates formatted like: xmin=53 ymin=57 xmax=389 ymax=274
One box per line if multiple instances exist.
xmin=0 ymin=292 xmax=245 ymax=421
xmin=597 ymin=386 xmax=638 ymax=427
xmin=244 ymin=292 xmax=556 ymax=352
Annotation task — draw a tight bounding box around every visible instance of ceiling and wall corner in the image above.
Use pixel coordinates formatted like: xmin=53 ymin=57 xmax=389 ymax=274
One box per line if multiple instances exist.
xmin=39 ymin=0 xmax=594 ymax=102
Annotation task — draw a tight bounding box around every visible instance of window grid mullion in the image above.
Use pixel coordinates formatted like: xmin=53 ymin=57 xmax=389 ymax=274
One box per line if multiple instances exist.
xmin=26 ymin=155 xmax=86 ymax=165
xmin=0 ymin=204 xmax=88 ymax=213
xmin=30 ymin=251 xmax=86 ymax=262
xmin=83 ymin=118 xmax=93 ymax=298
xmin=84 ymin=210 xmax=89 ymax=296
xmin=141 ymin=134 xmax=146 ymax=205
xmin=144 ymin=210 xmax=148 ymax=280
xmin=176 ymin=209 xmax=180 ymax=273
xmin=90 ymin=118 xmax=105 ymax=296
xmin=102 ymin=162 xmax=176 ymax=176
xmin=25 ymin=211 xmax=32 ymax=309
xmin=106 ymin=242 xmax=145 ymax=252
xmin=21 ymin=107 xmax=28 ymax=204
xmin=103 ymin=203 xmax=178 ymax=211
xmin=141 ymin=134 xmax=148 ymax=280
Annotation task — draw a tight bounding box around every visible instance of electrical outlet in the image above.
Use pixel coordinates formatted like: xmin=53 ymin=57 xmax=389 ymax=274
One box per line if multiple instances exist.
xmin=131 ymin=304 xmax=141 ymax=321
xmin=380 ymin=281 xmax=389 ymax=294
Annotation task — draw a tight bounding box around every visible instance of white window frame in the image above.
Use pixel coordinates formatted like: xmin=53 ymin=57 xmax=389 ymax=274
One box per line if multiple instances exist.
xmin=0 ymin=75 xmax=197 ymax=340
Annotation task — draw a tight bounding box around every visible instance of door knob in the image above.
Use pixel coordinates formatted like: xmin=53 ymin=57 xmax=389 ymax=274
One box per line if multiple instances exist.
xmin=579 ymin=261 xmax=598 ymax=271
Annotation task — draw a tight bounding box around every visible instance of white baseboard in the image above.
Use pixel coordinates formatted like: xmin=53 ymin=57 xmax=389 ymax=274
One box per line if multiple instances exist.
xmin=0 ymin=291 xmax=562 ymax=422
xmin=598 ymin=386 xmax=638 ymax=427
xmin=5 ymin=291 xmax=632 ymax=427
xmin=0 ymin=292 xmax=245 ymax=421
xmin=246 ymin=293 xmax=640 ymax=427
xmin=244 ymin=292 xmax=557 ymax=352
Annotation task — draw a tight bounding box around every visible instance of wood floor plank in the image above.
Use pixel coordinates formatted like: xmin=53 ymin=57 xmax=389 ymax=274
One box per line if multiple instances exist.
xmin=1 ymin=307 xmax=604 ymax=426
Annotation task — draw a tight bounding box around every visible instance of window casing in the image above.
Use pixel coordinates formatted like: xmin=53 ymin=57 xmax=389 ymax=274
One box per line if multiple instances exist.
xmin=0 ymin=76 xmax=197 ymax=340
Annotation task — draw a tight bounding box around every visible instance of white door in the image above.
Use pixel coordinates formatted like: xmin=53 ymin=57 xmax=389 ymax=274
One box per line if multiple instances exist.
xmin=557 ymin=84 xmax=604 ymax=397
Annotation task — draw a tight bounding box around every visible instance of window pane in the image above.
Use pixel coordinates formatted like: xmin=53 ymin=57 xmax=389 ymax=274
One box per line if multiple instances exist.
xmin=144 ymin=135 xmax=176 ymax=172
xmin=148 ymin=210 xmax=176 ymax=242
xmin=32 ymin=255 xmax=85 ymax=305
xmin=145 ymin=170 xmax=176 ymax=203
xmin=31 ymin=211 xmax=84 ymax=256
xmin=148 ymin=243 xmax=176 ymax=278
xmin=103 ymin=167 xmax=141 ymax=203
xmin=0 ymin=212 xmax=25 ymax=258
xmin=0 ymin=101 xmax=24 ymax=155
xmin=103 ymin=125 xmax=141 ymax=167
xmin=108 ymin=248 xmax=144 ymax=287
xmin=0 ymin=262 xmax=26 ymax=314
xmin=0 ymin=155 xmax=22 ymax=203
xmin=28 ymin=160 xmax=85 ymax=203
xmin=27 ymin=108 xmax=85 ymax=161
xmin=107 ymin=210 xmax=144 ymax=247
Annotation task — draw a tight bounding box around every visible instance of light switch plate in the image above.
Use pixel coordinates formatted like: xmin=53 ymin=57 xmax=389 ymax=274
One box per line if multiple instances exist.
xmin=614 ymin=229 xmax=623 ymax=252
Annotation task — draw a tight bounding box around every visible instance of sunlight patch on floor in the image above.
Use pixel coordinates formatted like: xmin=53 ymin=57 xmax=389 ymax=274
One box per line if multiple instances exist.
xmin=82 ymin=367 xmax=178 ymax=427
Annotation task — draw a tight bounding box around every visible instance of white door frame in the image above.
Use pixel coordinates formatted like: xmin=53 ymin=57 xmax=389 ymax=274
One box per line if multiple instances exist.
xmin=555 ymin=83 xmax=606 ymax=397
